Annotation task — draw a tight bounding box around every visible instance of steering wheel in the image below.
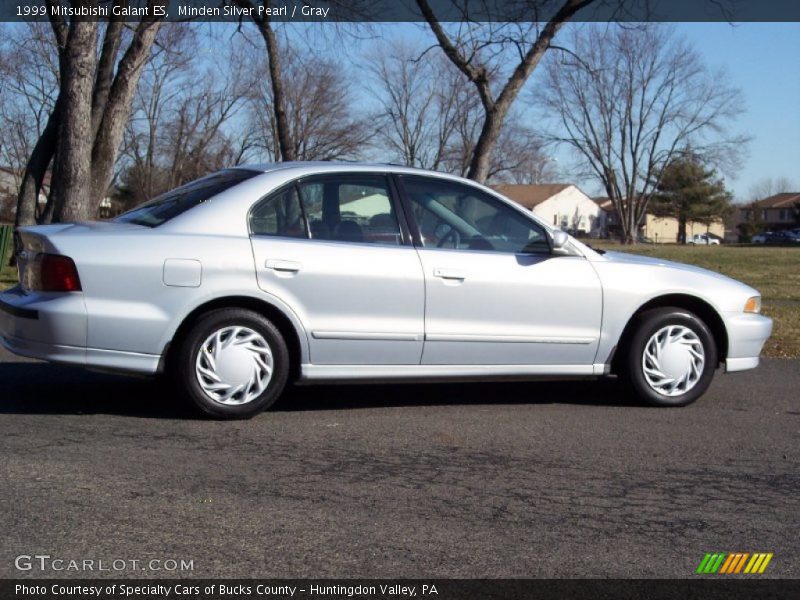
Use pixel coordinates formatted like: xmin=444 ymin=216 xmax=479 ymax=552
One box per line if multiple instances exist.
xmin=437 ymin=227 xmax=462 ymax=249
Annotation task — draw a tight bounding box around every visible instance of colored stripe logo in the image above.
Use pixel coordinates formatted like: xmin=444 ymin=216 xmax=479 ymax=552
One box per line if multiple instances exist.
xmin=697 ymin=552 xmax=773 ymax=574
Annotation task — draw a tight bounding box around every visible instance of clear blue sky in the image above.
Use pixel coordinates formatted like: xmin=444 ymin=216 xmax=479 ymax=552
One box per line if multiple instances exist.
xmin=679 ymin=22 xmax=800 ymax=200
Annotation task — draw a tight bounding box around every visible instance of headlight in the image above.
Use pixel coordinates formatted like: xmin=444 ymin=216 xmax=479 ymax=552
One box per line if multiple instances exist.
xmin=744 ymin=296 xmax=761 ymax=313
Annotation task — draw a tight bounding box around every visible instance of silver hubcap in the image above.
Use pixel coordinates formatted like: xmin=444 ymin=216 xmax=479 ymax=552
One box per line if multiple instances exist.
xmin=195 ymin=326 xmax=273 ymax=405
xmin=642 ymin=325 xmax=705 ymax=397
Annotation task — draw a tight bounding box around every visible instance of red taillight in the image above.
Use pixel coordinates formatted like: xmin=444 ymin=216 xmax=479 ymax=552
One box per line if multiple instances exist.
xmin=37 ymin=254 xmax=82 ymax=292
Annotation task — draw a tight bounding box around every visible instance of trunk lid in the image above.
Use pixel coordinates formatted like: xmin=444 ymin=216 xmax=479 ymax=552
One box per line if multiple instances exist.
xmin=15 ymin=221 xmax=146 ymax=291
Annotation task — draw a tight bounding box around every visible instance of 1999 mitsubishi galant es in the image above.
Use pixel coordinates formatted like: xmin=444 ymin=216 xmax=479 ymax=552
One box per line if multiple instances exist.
xmin=0 ymin=163 xmax=772 ymax=418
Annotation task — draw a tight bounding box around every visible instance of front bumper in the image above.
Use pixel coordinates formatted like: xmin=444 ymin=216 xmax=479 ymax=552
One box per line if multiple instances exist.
xmin=724 ymin=313 xmax=773 ymax=372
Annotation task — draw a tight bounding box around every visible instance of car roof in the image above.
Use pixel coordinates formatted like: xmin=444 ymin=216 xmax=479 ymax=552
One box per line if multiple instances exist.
xmin=233 ymin=161 xmax=459 ymax=179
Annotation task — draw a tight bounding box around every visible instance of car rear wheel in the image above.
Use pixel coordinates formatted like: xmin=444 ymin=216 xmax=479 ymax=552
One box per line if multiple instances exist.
xmin=175 ymin=308 xmax=289 ymax=419
xmin=626 ymin=307 xmax=717 ymax=407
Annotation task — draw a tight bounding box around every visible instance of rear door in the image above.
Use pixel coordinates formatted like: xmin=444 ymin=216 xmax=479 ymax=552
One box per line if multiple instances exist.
xmin=249 ymin=173 xmax=425 ymax=365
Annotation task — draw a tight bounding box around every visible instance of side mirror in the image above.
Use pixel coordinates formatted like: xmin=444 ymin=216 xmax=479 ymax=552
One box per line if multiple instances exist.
xmin=551 ymin=230 xmax=569 ymax=249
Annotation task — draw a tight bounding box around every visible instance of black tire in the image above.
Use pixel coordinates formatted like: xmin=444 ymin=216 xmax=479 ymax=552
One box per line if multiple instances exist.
xmin=174 ymin=308 xmax=290 ymax=419
xmin=625 ymin=307 xmax=718 ymax=407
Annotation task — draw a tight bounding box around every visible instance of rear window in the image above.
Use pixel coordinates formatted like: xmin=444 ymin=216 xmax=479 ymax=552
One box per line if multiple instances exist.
xmin=115 ymin=169 xmax=260 ymax=227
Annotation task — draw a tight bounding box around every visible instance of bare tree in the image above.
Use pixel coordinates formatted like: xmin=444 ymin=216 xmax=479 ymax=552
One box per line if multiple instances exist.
xmin=0 ymin=22 xmax=61 ymax=225
xmin=14 ymin=0 xmax=163 ymax=226
xmin=368 ymin=39 xmax=555 ymax=183
xmin=367 ymin=42 xmax=467 ymax=170
xmin=233 ymin=0 xmax=295 ymax=160
xmin=121 ymin=25 xmax=194 ymax=204
xmin=247 ymin=48 xmax=371 ymax=161
xmin=234 ymin=1 xmax=373 ymax=163
xmin=748 ymin=176 xmax=797 ymax=201
xmin=538 ymin=24 xmax=747 ymax=243
xmin=416 ymin=0 xmax=597 ymax=183
xmin=0 ymin=22 xmax=61 ymax=188
xmin=121 ymin=26 xmax=254 ymax=206
xmin=487 ymin=127 xmax=560 ymax=184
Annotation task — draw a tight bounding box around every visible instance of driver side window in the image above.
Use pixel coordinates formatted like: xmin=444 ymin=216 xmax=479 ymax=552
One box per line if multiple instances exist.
xmin=399 ymin=176 xmax=550 ymax=254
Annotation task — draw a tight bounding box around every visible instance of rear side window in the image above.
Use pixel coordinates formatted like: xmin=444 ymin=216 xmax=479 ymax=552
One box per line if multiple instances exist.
xmin=250 ymin=185 xmax=306 ymax=238
xmin=248 ymin=174 xmax=404 ymax=245
xmin=115 ymin=169 xmax=260 ymax=227
xmin=297 ymin=175 xmax=402 ymax=246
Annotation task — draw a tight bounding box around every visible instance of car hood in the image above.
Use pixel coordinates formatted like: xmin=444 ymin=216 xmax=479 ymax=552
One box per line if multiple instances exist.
xmin=601 ymin=250 xmax=735 ymax=283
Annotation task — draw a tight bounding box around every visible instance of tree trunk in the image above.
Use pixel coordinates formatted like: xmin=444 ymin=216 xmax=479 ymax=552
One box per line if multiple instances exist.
xmin=14 ymin=97 xmax=61 ymax=228
xmin=91 ymin=17 xmax=125 ymax=139
xmin=466 ymin=110 xmax=503 ymax=183
xmin=623 ymin=204 xmax=638 ymax=245
xmin=52 ymin=20 xmax=98 ymax=223
xmin=38 ymin=148 xmax=60 ymax=224
xmin=253 ymin=14 xmax=295 ymax=161
xmin=89 ymin=21 xmax=161 ymax=206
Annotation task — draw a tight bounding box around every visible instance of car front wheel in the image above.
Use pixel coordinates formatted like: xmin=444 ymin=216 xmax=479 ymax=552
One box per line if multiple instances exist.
xmin=175 ymin=308 xmax=290 ymax=419
xmin=626 ymin=307 xmax=718 ymax=407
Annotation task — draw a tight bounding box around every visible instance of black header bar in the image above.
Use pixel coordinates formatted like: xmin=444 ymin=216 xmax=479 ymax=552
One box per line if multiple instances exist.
xmin=2 ymin=0 xmax=800 ymax=23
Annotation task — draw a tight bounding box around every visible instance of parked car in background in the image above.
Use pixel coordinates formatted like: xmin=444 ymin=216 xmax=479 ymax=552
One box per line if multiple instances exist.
xmin=0 ymin=163 xmax=772 ymax=419
xmin=751 ymin=232 xmax=772 ymax=244
xmin=764 ymin=230 xmax=800 ymax=245
xmin=689 ymin=233 xmax=721 ymax=246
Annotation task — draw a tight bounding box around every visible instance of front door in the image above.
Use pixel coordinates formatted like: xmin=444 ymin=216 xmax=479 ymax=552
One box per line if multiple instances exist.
xmin=395 ymin=174 xmax=603 ymax=366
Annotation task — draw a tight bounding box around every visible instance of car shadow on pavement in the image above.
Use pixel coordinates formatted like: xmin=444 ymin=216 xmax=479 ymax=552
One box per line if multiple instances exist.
xmin=0 ymin=361 xmax=192 ymax=418
xmin=0 ymin=361 xmax=635 ymax=418
xmin=277 ymin=378 xmax=635 ymax=413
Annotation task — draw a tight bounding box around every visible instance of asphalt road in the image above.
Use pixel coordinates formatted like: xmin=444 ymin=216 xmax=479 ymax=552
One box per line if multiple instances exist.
xmin=0 ymin=348 xmax=798 ymax=579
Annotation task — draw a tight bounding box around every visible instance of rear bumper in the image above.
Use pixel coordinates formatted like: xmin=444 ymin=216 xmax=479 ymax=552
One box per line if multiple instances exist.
xmin=1 ymin=333 xmax=85 ymax=365
xmin=1 ymin=333 xmax=160 ymax=374
xmin=1 ymin=286 xmax=87 ymax=346
xmin=1 ymin=285 xmax=86 ymax=366
xmin=1 ymin=286 xmax=160 ymax=374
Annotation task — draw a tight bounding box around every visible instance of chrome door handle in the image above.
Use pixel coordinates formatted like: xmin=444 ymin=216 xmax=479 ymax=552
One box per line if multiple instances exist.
xmin=265 ymin=259 xmax=301 ymax=273
xmin=433 ymin=267 xmax=465 ymax=281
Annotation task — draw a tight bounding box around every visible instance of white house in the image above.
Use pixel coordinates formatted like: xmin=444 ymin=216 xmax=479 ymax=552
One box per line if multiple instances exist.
xmin=0 ymin=167 xmax=50 ymax=222
xmin=492 ymin=183 xmax=605 ymax=236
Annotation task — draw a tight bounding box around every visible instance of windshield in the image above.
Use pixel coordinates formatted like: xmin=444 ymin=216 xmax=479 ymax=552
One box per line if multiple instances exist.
xmin=114 ymin=169 xmax=260 ymax=227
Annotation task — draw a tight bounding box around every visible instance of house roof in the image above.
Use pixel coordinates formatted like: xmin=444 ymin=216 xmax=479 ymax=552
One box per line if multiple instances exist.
xmin=0 ymin=166 xmax=52 ymax=189
xmin=592 ymin=196 xmax=615 ymax=211
xmin=491 ymin=183 xmax=573 ymax=209
xmin=751 ymin=192 xmax=800 ymax=208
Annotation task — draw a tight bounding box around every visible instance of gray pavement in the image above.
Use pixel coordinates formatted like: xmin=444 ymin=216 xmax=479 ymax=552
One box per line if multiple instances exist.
xmin=0 ymin=348 xmax=797 ymax=578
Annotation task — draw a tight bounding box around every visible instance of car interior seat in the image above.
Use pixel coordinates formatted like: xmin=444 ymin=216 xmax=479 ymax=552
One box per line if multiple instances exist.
xmin=334 ymin=220 xmax=364 ymax=243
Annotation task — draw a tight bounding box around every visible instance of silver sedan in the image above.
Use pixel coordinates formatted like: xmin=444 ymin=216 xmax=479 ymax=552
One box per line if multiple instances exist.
xmin=0 ymin=163 xmax=772 ymax=418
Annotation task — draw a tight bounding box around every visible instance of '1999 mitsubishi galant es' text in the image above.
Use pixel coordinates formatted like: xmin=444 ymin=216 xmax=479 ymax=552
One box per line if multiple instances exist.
xmin=0 ymin=163 xmax=772 ymax=418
